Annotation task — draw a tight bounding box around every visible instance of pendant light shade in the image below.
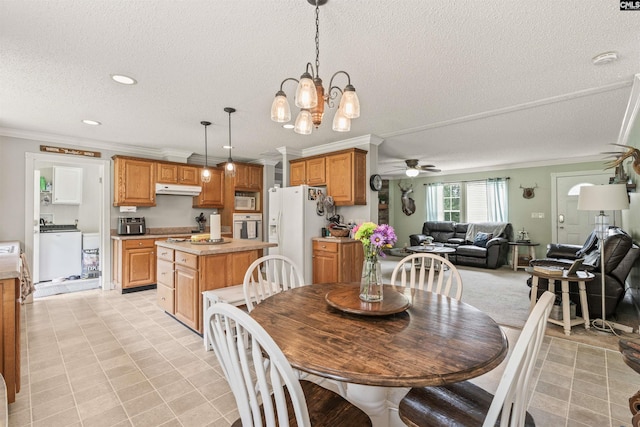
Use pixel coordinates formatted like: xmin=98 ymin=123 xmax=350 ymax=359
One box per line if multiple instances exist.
xmin=200 ymin=121 xmax=212 ymax=183
xmin=332 ymin=108 xmax=350 ymax=132
xmin=270 ymin=91 xmax=291 ymax=122
xmin=224 ymin=107 xmax=236 ymax=178
xmin=295 ymin=72 xmax=318 ymax=109
xmin=339 ymin=85 xmax=360 ymax=119
xmin=294 ymin=109 xmax=313 ymax=135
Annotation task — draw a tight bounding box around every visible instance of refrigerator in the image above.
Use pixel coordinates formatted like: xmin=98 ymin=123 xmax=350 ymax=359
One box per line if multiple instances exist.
xmin=268 ymin=185 xmax=327 ymax=284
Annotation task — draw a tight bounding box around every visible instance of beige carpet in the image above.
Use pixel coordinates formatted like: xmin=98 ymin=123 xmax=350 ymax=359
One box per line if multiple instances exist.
xmin=381 ymin=256 xmax=639 ymax=351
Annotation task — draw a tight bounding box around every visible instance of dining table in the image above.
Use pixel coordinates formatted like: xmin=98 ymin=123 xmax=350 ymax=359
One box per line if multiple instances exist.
xmin=249 ymin=282 xmax=508 ymax=427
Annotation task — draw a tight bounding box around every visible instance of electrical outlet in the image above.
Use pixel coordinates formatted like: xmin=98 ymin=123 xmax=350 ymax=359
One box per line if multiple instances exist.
xmin=531 ymin=212 xmax=537 ymax=218
xmin=538 ymin=212 xmax=545 ymax=218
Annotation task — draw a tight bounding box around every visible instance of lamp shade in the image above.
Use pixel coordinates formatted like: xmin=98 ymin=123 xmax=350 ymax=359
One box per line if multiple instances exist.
xmin=577 ymin=184 xmax=629 ymax=211
xmin=406 ymin=168 xmax=420 ymax=178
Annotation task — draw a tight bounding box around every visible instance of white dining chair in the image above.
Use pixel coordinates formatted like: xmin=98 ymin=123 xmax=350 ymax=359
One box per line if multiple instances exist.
xmin=390 ymin=253 xmax=463 ymax=300
xmin=243 ymin=254 xmax=306 ymax=312
xmin=398 ymin=290 xmax=555 ymax=427
xmin=205 ymin=302 xmax=371 ymax=427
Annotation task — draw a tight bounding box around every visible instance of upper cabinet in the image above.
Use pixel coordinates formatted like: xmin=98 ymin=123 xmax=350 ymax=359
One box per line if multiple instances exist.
xmin=52 ymin=166 xmax=83 ymax=205
xmin=156 ymin=163 xmax=199 ymax=185
xmin=113 ymin=156 xmax=156 ymax=207
xmin=193 ymin=167 xmax=224 ymax=208
xmin=289 ymin=148 xmax=367 ymax=206
xmin=232 ymin=163 xmax=262 ymax=191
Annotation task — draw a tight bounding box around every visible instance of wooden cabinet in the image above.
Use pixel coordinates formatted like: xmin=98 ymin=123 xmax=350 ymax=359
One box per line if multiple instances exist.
xmin=156 ymin=248 xmax=175 ymax=313
xmin=312 ymin=238 xmax=363 ymax=284
xmin=52 ymin=166 xmax=83 ymax=205
xmin=174 ymin=252 xmax=199 ymax=330
xmin=326 ymin=149 xmax=367 ymax=206
xmin=112 ymin=238 xmax=157 ymax=292
xmin=0 ymin=277 xmax=20 ymax=404
xmin=156 ymin=163 xmax=199 ymax=185
xmin=290 ymin=157 xmax=326 ymax=186
xmin=113 ymin=156 xmax=156 ymax=207
xmin=220 ymin=162 xmax=264 ymax=228
xmin=193 ymin=167 xmax=224 ymax=208
xmin=231 ymin=163 xmax=262 ymax=191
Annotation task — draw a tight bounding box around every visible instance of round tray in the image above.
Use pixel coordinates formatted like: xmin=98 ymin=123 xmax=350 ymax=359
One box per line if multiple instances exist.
xmin=190 ymin=238 xmax=230 ymax=245
xmin=325 ymin=285 xmax=411 ymax=316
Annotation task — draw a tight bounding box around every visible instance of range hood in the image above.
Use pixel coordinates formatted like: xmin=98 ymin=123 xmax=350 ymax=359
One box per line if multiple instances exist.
xmin=155 ymin=183 xmax=202 ymax=196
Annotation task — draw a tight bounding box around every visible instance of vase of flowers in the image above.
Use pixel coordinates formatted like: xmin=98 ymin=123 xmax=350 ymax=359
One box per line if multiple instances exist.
xmin=353 ymin=222 xmax=397 ymax=302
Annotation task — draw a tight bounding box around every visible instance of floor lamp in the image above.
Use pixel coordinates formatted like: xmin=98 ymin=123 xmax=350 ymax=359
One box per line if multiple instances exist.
xmin=577 ymin=183 xmax=630 ymax=333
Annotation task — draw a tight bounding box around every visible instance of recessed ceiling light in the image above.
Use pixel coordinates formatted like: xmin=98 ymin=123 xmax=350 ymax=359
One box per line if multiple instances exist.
xmin=82 ymin=119 xmax=101 ymax=126
xmin=592 ymin=51 xmax=618 ymax=65
xmin=110 ymin=74 xmax=137 ymax=85
xmin=283 ymin=124 xmax=294 ymax=129
xmin=223 ymin=145 xmax=233 ymax=150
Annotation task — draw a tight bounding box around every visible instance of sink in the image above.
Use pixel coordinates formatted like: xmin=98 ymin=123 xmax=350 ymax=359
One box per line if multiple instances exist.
xmin=0 ymin=245 xmax=17 ymax=255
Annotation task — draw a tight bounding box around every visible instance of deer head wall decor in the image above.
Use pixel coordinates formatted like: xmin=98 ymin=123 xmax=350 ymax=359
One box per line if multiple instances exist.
xmin=520 ymin=184 xmax=538 ymax=199
xmin=398 ymin=181 xmax=416 ymax=216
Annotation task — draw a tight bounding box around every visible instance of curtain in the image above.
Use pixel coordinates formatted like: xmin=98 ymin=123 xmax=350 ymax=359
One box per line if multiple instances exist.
xmin=426 ymin=183 xmax=442 ymax=221
xmin=487 ymin=178 xmax=508 ymax=221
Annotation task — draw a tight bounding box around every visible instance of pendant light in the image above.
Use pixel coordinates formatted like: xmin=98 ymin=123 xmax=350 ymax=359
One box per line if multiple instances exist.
xmin=200 ymin=120 xmax=212 ymax=183
xmin=270 ymin=0 xmax=360 ymax=134
xmin=224 ymin=107 xmax=236 ymax=177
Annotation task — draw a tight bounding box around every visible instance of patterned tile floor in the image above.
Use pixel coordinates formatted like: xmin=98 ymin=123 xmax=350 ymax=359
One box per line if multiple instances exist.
xmin=9 ymin=288 xmax=639 ymax=426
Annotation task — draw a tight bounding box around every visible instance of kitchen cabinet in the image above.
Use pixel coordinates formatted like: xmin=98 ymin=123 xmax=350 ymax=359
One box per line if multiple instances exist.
xmin=232 ymin=163 xmax=263 ymax=191
xmin=156 ymin=247 xmax=175 ymax=313
xmin=174 ymin=251 xmax=199 ymax=330
xmin=326 ymin=148 xmax=367 ymax=206
xmin=289 ymin=157 xmax=326 ymax=186
xmin=113 ymin=156 xmax=156 ymax=207
xmin=312 ymin=238 xmax=363 ymax=284
xmin=52 ymin=166 xmax=83 ymax=205
xmin=220 ymin=162 xmax=263 ymax=228
xmin=193 ymin=167 xmax=224 ymax=208
xmin=112 ymin=238 xmax=157 ymax=292
xmin=0 ymin=277 xmax=20 ymax=404
xmin=156 ymin=163 xmax=199 ymax=185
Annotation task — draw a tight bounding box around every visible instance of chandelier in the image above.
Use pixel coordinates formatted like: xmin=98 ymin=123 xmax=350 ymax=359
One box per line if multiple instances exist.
xmin=270 ymin=0 xmax=360 ymax=134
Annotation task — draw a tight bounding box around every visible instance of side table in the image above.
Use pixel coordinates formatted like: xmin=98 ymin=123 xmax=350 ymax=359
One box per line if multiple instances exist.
xmin=509 ymin=241 xmax=539 ymax=271
xmin=527 ymin=268 xmax=594 ymax=335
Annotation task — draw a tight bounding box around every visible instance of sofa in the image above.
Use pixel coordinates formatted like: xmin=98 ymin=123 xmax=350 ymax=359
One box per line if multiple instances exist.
xmin=528 ymin=227 xmax=640 ymax=319
xmin=409 ymin=221 xmax=513 ymax=269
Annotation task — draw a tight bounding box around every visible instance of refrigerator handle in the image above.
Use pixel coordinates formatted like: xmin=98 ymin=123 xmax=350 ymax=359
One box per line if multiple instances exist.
xmin=277 ymin=211 xmax=283 ymax=246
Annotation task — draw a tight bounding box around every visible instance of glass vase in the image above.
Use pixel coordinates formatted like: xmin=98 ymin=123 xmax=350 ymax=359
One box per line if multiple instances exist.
xmin=360 ymin=256 xmax=383 ymax=302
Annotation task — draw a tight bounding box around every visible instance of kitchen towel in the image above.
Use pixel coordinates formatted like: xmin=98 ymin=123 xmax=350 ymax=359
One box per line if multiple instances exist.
xmin=210 ymin=214 xmax=222 ymax=240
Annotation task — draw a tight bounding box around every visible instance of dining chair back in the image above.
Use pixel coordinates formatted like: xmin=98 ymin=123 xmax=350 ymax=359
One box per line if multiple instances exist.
xmin=205 ymin=302 xmax=371 ymax=427
xmin=390 ymin=253 xmax=463 ymax=300
xmin=398 ymin=290 xmax=555 ymax=427
xmin=243 ymin=254 xmax=306 ymax=312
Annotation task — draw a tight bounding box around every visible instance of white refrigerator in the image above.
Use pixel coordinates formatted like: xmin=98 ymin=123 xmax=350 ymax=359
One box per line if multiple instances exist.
xmin=268 ymin=185 xmax=327 ymax=284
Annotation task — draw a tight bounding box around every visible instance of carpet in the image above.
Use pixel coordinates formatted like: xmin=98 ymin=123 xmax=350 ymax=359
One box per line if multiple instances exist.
xmin=33 ymin=278 xmax=100 ymax=298
xmin=381 ymin=256 xmax=639 ymax=350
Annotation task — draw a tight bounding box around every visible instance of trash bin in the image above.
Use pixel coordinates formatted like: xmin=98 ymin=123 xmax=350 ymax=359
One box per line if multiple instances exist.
xmin=82 ymin=233 xmax=100 ymax=279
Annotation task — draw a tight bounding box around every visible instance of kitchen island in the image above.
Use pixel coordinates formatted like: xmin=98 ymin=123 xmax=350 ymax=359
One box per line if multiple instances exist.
xmin=154 ymin=238 xmax=276 ymax=334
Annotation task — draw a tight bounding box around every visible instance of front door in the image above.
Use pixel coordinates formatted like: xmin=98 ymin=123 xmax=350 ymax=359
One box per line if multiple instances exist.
xmin=553 ymin=171 xmax=613 ymax=244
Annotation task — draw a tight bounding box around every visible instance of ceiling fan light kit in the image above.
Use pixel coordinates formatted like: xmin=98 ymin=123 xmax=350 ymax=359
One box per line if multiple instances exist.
xmin=270 ymin=0 xmax=360 ymax=135
xmin=403 ymin=159 xmax=441 ymax=176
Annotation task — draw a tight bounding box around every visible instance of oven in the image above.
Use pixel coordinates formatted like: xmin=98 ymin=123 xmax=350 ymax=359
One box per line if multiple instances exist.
xmin=232 ymin=213 xmax=263 ymax=240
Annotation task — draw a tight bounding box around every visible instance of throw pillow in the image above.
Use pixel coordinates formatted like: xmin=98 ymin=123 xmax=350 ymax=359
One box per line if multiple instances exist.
xmin=473 ymin=232 xmax=493 ymax=248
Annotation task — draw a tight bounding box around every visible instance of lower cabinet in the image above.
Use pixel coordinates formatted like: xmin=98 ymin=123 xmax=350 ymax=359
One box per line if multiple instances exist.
xmin=312 ymin=238 xmax=364 ymax=284
xmin=0 ymin=277 xmax=20 ymax=404
xmin=112 ymin=238 xmax=157 ymax=292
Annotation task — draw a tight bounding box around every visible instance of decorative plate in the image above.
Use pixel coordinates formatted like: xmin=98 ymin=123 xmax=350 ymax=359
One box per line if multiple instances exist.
xmin=325 ymin=285 xmax=410 ymax=316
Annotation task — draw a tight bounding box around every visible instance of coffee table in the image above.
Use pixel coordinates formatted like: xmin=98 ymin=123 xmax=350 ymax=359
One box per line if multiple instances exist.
xmin=406 ymin=245 xmax=456 ymax=260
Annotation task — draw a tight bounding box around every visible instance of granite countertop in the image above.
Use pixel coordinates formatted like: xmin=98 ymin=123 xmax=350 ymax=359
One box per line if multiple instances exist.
xmin=155 ymin=238 xmax=276 ymax=256
xmin=111 ymin=226 xmax=232 ymax=240
xmin=312 ymin=237 xmax=358 ymax=243
xmin=0 ymin=241 xmax=21 ymax=280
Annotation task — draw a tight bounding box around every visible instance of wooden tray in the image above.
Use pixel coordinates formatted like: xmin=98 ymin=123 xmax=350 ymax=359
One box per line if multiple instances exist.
xmin=190 ymin=239 xmax=229 ymax=245
xmin=325 ymin=285 xmax=411 ymax=316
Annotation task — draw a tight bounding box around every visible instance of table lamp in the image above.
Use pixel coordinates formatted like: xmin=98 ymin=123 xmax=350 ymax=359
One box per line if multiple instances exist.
xmin=577 ymin=183 xmax=630 ymax=332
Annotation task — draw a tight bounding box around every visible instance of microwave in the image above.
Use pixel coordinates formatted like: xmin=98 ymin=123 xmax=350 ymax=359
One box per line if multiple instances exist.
xmin=234 ymin=195 xmax=256 ymax=210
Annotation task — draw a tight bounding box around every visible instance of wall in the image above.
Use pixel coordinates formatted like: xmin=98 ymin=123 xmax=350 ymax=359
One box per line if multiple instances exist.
xmin=387 ymin=161 xmax=614 ymax=259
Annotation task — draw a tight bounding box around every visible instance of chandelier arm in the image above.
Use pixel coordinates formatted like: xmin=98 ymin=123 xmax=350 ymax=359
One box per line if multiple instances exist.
xmin=305 ymin=62 xmax=317 ymax=79
xmin=278 ymin=77 xmax=300 ymax=92
xmin=328 ymin=70 xmax=352 ymax=89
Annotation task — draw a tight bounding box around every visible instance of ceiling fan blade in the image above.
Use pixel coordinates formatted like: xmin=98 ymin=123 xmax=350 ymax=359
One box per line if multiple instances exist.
xmin=419 ymin=165 xmax=436 ymax=169
xmin=421 ymin=168 xmax=441 ymax=172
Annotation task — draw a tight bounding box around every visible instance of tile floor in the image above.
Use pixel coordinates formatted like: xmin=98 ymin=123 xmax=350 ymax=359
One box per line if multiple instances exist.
xmin=9 ymin=288 xmax=640 ymax=427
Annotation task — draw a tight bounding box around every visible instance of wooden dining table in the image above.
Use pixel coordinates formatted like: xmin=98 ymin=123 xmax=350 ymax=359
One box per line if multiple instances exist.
xmin=249 ymin=282 xmax=508 ymax=427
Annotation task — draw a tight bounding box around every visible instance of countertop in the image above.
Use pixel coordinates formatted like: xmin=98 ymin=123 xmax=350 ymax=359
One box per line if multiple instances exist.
xmin=0 ymin=241 xmax=21 ymax=280
xmin=312 ymin=237 xmax=359 ymax=244
xmin=155 ymin=238 xmax=276 ymax=256
xmin=111 ymin=226 xmax=232 ymax=241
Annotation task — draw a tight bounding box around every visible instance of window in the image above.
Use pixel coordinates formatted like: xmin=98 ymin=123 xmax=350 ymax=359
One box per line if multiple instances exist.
xmin=426 ymin=179 xmax=508 ymax=222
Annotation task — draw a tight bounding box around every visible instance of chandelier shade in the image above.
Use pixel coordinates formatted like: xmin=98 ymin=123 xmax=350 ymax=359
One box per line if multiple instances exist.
xmin=200 ymin=121 xmax=212 ymax=183
xmin=271 ymin=0 xmax=360 ymax=135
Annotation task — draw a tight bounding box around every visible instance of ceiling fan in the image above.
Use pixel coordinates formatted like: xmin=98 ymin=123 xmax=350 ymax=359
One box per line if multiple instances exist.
xmin=404 ymin=159 xmax=441 ymax=177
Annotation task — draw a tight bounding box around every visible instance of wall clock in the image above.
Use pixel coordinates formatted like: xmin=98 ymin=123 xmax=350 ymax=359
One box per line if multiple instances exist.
xmin=369 ymin=174 xmax=382 ymax=191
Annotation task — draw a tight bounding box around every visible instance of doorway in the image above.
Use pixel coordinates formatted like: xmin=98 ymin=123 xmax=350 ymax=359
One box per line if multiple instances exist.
xmin=551 ymin=170 xmax=614 ymax=244
xmin=24 ymin=152 xmax=111 ymax=295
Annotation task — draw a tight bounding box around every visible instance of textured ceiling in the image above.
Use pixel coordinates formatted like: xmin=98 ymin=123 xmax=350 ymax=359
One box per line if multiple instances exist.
xmin=1 ymin=0 xmax=639 ymax=177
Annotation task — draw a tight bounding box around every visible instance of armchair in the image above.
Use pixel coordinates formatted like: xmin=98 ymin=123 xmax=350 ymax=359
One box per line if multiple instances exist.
xmin=528 ymin=227 xmax=639 ymax=319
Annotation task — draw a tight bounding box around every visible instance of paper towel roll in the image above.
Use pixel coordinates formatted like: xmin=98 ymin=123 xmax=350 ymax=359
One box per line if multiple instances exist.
xmin=210 ymin=214 xmax=221 ymax=241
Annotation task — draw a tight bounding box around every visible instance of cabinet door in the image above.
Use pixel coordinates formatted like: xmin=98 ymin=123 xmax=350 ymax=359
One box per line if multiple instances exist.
xmin=174 ymin=265 xmax=199 ymax=330
xmin=306 ymin=157 xmax=326 ymax=186
xmin=229 ymin=250 xmax=259 ymax=285
xmin=156 ymin=163 xmax=178 ymax=184
xmin=193 ymin=168 xmax=224 ymax=208
xmin=290 ymin=161 xmax=306 ymax=186
xmin=326 ymin=152 xmax=353 ymax=205
xmin=123 ymin=246 xmax=156 ymax=288
xmin=352 ymin=150 xmax=367 ymax=205
xmin=340 ymin=242 xmax=364 ymax=282
xmin=248 ymin=165 xmax=262 ymax=190
xmin=178 ymin=165 xmax=199 ymax=185
xmin=233 ymin=164 xmax=251 ymax=189
xmin=52 ymin=166 xmax=83 ymax=205
xmin=312 ymin=251 xmax=338 ymax=284
xmin=114 ymin=157 xmax=156 ymax=206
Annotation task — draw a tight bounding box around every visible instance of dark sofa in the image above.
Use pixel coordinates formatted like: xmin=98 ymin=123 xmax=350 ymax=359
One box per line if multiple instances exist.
xmin=409 ymin=221 xmax=513 ymax=269
xmin=528 ymin=227 xmax=639 ymax=319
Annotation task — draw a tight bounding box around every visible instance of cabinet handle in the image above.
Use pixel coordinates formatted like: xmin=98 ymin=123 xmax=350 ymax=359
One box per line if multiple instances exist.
xmin=161 ymin=251 xmax=167 ymax=256
xmin=181 ymin=258 xmax=186 ymax=262
xmin=139 ymin=242 xmax=143 ymax=246
xmin=321 ymin=245 xmax=326 ymax=248
xmin=161 ymin=297 xmax=166 ymax=301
